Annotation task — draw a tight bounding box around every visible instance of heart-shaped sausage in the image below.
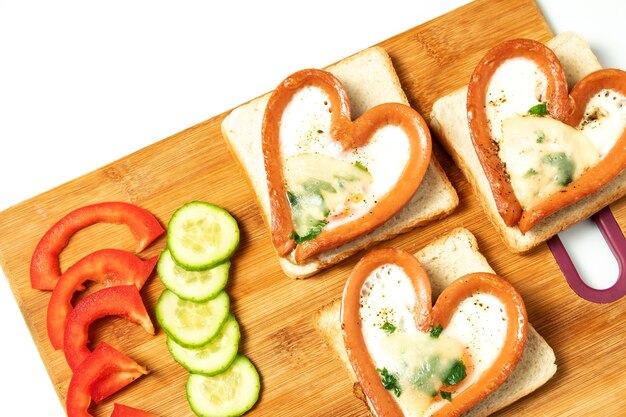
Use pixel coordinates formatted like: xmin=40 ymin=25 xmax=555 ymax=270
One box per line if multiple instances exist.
xmin=468 ymin=38 xmax=626 ymax=233
xmin=341 ymin=248 xmax=527 ymax=417
xmin=518 ymin=69 xmax=626 ymax=232
xmin=262 ymin=69 xmax=431 ymax=263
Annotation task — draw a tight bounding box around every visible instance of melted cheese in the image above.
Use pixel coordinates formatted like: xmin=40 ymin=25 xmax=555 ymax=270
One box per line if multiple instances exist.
xmin=382 ymin=332 xmax=464 ymax=417
xmin=485 ymin=62 xmax=626 ymax=214
xmin=283 ymin=153 xmax=372 ymax=238
xmin=578 ymin=89 xmax=626 ymax=158
xmin=485 ymin=58 xmax=547 ymax=142
xmin=499 ymin=116 xmax=600 ymax=208
xmin=279 ymin=86 xmax=410 ymax=231
xmin=438 ymin=294 xmax=508 ymax=389
xmin=359 ymin=264 xmax=509 ymax=417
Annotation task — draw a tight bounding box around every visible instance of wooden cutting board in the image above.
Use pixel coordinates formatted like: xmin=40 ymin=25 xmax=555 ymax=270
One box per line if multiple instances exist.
xmin=2 ymin=0 xmax=625 ymax=415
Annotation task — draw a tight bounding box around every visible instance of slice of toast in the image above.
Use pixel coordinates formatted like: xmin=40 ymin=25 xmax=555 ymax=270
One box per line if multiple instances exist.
xmin=314 ymin=227 xmax=556 ymax=417
xmin=430 ymin=32 xmax=626 ymax=253
xmin=222 ymin=46 xmax=458 ymax=278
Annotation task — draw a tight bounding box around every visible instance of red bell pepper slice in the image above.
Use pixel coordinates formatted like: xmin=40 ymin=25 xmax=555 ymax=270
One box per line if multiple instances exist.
xmin=111 ymin=404 xmax=158 ymax=417
xmin=30 ymin=201 xmax=164 ymax=290
xmin=66 ymin=342 xmax=148 ymax=417
xmin=90 ymin=367 xmax=149 ymax=404
xmin=63 ymin=285 xmax=154 ymax=371
xmin=46 ymin=249 xmax=158 ymax=350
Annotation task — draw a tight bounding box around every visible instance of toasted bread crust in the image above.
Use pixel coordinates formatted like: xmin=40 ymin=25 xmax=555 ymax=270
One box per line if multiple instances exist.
xmin=313 ymin=228 xmax=556 ymax=417
xmin=222 ymin=46 xmax=458 ymax=277
xmin=429 ymin=32 xmax=625 ymax=253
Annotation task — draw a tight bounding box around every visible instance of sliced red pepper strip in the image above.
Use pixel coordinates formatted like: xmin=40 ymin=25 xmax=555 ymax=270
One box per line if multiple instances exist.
xmin=63 ymin=285 xmax=155 ymax=371
xmin=47 ymin=249 xmax=158 ymax=350
xmin=90 ymin=368 xmax=149 ymax=404
xmin=111 ymin=404 xmax=158 ymax=417
xmin=66 ymin=342 xmax=148 ymax=417
xmin=30 ymin=202 xmax=164 ymax=290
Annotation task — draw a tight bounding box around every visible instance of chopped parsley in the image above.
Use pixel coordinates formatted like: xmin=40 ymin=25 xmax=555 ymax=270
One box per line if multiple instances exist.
xmin=290 ymin=220 xmax=328 ymax=243
xmin=524 ymin=167 xmax=538 ymax=177
xmin=408 ymin=356 xmax=467 ymax=396
xmin=302 ymin=178 xmax=336 ymax=194
xmin=528 ymin=102 xmax=548 ymax=116
xmin=541 ymin=152 xmax=574 ymax=186
xmin=286 ymin=190 xmax=298 ymax=206
xmin=381 ymin=322 xmax=397 ymax=334
xmin=354 ymin=161 xmax=369 ymax=173
xmin=442 ymin=360 xmax=467 ymax=386
xmin=377 ymin=368 xmax=402 ymax=397
xmin=287 ymin=180 xmax=332 ymax=243
xmin=440 ymin=390 xmax=453 ymax=401
xmin=535 ymin=130 xmax=545 ymax=143
xmin=409 ymin=357 xmax=441 ymax=395
xmin=429 ymin=324 xmax=443 ymax=338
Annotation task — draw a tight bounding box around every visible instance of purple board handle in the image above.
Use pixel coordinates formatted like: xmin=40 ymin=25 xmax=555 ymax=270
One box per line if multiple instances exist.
xmin=548 ymin=206 xmax=626 ymax=303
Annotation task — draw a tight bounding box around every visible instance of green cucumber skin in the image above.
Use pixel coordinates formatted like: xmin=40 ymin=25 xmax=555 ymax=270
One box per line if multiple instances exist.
xmin=157 ymin=249 xmax=230 ymax=302
xmin=159 ymin=201 xmax=260 ymax=417
xmin=186 ymin=355 xmax=260 ymax=417
xmin=167 ymin=337 xmax=238 ymax=377
xmin=167 ymin=201 xmax=240 ymax=271
xmin=167 ymin=315 xmax=240 ymax=376
xmin=155 ymin=290 xmax=230 ymax=349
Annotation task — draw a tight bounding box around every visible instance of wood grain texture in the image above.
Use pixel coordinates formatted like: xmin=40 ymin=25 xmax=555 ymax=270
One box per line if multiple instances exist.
xmin=1 ymin=0 xmax=624 ymax=416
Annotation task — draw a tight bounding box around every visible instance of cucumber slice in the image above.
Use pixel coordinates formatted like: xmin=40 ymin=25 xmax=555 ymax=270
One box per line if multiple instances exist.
xmin=167 ymin=314 xmax=240 ymax=376
xmin=167 ymin=201 xmax=239 ymax=271
xmin=186 ymin=355 xmax=260 ymax=417
xmin=158 ymin=249 xmax=230 ymax=302
xmin=156 ymin=290 xmax=229 ymax=348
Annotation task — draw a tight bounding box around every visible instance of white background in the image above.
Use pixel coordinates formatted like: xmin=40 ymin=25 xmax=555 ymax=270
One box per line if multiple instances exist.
xmin=1 ymin=1 xmax=625 ymax=415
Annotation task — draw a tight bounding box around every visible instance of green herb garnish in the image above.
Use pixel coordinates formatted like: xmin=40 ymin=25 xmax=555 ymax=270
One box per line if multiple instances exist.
xmin=287 ymin=180 xmax=331 ymax=243
xmin=287 ymin=190 xmax=298 ymax=206
xmin=541 ymin=152 xmax=574 ymax=186
xmin=354 ymin=161 xmax=369 ymax=173
xmin=535 ymin=130 xmax=545 ymax=143
xmin=429 ymin=324 xmax=443 ymax=338
xmin=440 ymin=390 xmax=453 ymax=401
xmin=290 ymin=219 xmax=328 ymax=243
xmin=381 ymin=322 xmax=397 ymax=334
xmin=442 ymin=360 xmax=467 ymax=386
xmin=528 ymin=102 xmax=548 ymax=116
xmin=524 ymin=167 xmax=538 ymax=177
xmin=408 ymin=356 xmax=466 ymax=395
xmin=377 ymin=368 xmax=402 ymax=397
xmin=302 ymin=178 xmax=336 ymax=194
xmin=409 ymin=356 xmax=441 ymax=396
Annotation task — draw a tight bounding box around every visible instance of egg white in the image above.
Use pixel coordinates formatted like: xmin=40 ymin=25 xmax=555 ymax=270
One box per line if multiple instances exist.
xmin=278 ymin=86 xmax=410 ymax=230
xmin=359 ymin=264 xmax=509 ymax=417
xmin=485 ymin=57 xmax=547 ymax=143
xmin=487 ymin=59 xmax=626 ymax=207
xmin=578 ymin=89 xmax=626 ymax=158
